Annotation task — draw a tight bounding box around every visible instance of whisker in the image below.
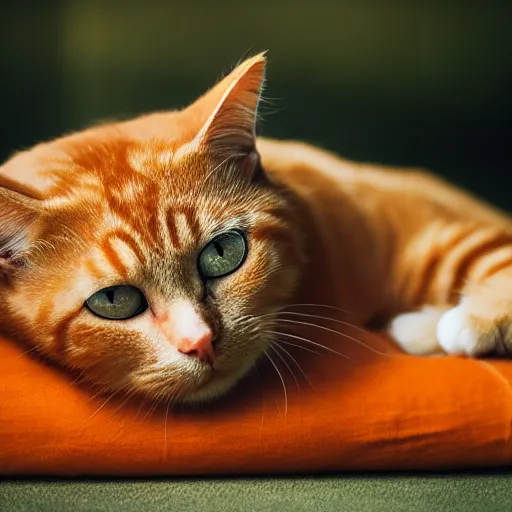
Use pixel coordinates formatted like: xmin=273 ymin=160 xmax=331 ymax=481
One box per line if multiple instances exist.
xmin=164 ymin=400 xmax=170 ymax=457
xmin=264 ymin=329 xmax=354 ymax=360
xmin=110 ymin=389 xmax=131 ymax=413
xmin=278 ymin=340 xmax=323 ymax=356
xmin=112 ymin=388 xmax=138 ymax=414
xmin=87 ymin=386 xmax=110 ymax=403
xmin=264 ymin=350 xmax=288 ymax=416
xmin=70 ymin=373 xmax=85 ymax=386
xmin=276 ymin=311 xmax=369 ymax=336
xmin=270 ymin=344 xmax=300 ymax=391
xmin=15 ymin=346 xmax=40 ymax=359
xmin=283 ymin=303 xmax=354 ymax=315
xmin=139 ymin=399 xmax=158 ymax=422
xmin=143 ymin=391 xmax=167 ymax=420
xmin=273 ymin=318 xmax=389 ymax=357
xmin=133 ymin=394 xmax=153 ymax=422
xmin=273 ymin=343 xmax=314 ymax=390
xmin=86 ymin=389 xmax=121 ymax=422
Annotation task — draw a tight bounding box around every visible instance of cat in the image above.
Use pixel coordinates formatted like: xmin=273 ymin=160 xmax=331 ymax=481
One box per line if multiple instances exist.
xmin=1 ymin=53 xmax=511 ymax=405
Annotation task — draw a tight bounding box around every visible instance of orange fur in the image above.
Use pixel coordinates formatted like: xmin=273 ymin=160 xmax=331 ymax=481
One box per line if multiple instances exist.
xmin=1 ymin=54 xmax=511 ymax=404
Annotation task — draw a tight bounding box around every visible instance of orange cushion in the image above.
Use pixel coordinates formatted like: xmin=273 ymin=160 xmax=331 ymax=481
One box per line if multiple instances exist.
xmin=1 ymin=330 xmax=511 ymax=476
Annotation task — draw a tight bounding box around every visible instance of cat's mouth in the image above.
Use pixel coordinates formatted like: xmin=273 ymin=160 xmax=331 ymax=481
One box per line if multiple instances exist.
xmin=178 ymin=352 xmax=263 ymax=404
xmin=179 ymin=365 xmax=235 ymax=400
xmin=125 ymin=359 xmax=216 ymax=403
xmin=119 ymin=337 xmax=265 ymax=404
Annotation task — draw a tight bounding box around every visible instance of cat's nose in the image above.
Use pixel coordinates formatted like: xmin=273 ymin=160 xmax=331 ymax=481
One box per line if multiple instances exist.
xmin=156 ymin=299 xmax=215 ymax=367
xmin=175 ymin=329 xmax=215 ymax=366
xmin=156 ymin=300 xmax=216 ymax=366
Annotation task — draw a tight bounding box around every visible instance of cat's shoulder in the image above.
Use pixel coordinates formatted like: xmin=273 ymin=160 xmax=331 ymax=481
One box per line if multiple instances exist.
xmin=256 ymin=137 xmax=365 ymax=184
xmin=257 ymin=137 xmax=459 ymax=190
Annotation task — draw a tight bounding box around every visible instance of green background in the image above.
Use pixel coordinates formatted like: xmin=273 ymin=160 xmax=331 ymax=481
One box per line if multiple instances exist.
xmin=1 ymin=0 xmax=510 ymax=208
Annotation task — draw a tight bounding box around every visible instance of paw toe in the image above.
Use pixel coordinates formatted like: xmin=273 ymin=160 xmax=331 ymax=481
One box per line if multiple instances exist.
xmin=389 ymin=307 xmax=444 ymax=355
xmin=436 ymin=305 xmax=488 ymax=356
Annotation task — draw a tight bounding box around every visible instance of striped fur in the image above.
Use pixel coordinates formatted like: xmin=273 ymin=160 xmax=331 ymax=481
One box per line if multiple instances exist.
xmin=1 ymin=54 xmax=511 ymax=405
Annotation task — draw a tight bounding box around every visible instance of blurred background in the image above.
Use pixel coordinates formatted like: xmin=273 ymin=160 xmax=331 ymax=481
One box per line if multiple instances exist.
xmin=1 ymin=0 xmax=510 ymax=208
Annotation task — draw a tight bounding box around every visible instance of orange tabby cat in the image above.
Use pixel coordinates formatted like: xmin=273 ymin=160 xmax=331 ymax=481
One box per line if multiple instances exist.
xmin=1 ymin=54 xmax=510 ymax=404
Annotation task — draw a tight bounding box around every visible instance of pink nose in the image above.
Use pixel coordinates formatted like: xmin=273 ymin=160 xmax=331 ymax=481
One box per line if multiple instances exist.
xmin=176 ymin=330 xmax=215 ymax=365
xmin=155 ymin=300 xmax=216 ymax=365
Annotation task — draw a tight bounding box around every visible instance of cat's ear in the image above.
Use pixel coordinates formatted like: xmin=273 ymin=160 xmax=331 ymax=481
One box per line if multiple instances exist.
xmin=185 ymin=53 xmax=266 ymax=161
xmin=0 ymin=186 xmax=40 ymax=272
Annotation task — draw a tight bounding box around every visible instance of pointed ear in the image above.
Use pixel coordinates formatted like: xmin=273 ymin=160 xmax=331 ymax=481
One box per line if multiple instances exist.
xmin=185 ymin=53 xmax=266 ymax=159
xmin=0 ymin=186 xmax=40 ymax=272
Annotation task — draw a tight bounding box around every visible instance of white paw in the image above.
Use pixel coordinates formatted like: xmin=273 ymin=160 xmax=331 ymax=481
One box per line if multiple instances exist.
xmin=390 ymin=304 xmax=502 ymax=357
xmin=436 ymin=304 xmax=492 ymax=356
xmin=389 ymin=306 xmax=445 ymax=355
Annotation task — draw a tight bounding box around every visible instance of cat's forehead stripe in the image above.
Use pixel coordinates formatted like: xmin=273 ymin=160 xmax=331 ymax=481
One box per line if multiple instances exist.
xmin=100 ymin=237 xmax=130 ymax=280
xmin=97 ymin=230 xmax=147 ymax=277
xmin=165 ymin=205 xmax=201 ymax=250
xmin=108 ymin=230 xmax=147 ymax=266
xmin=84 ymin=258 xmax=103 ymax=280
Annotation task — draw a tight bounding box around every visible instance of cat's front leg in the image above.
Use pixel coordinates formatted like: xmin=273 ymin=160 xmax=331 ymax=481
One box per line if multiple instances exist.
xmin=436 ymin=270 xmax=512 ymax=356
xmin=390 ymin=226 xmax=512 ymax=357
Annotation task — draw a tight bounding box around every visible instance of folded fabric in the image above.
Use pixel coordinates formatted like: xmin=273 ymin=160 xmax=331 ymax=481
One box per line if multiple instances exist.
xmin=1 ymin=330 xmax=511 ymax=476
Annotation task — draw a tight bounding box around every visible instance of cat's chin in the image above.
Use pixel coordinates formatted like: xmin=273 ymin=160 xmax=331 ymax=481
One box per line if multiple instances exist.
xmin=97 ymin=346 xmax=266 ymax=406
xmin=177 ymin=356 xmax=259 ymax=405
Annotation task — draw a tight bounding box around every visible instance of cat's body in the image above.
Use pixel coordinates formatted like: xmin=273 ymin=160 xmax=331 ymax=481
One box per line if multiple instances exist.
xmin=259 ymin=137 xmax=512 ymax=356
xmin=1 ymin=54 xmax=511 ymax=405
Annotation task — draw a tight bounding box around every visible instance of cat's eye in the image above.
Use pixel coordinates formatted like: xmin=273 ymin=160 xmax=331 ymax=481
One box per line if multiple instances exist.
xmin=198 ymin=230 xmax=248 ymax=279
xmin=85 ymin=285 xmax=148 ymax=320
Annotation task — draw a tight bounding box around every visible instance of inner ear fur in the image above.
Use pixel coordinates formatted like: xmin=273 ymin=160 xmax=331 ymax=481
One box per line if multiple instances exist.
xmin=186 ymin=53 xmax=267 ymax=160
xmin=0 ymin=187 xmax=41 ymax=271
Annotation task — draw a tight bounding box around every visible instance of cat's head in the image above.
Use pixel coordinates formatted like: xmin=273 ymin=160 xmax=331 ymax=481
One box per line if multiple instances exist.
xmin=0 ymin=54 xmax=304 ymax=403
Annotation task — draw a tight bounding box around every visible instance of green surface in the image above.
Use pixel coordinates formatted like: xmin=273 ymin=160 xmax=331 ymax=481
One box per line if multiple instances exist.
xmin=2 ymin=473 xmax=512 ymax=512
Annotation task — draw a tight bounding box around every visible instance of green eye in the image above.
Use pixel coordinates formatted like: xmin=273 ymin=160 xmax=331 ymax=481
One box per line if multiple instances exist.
xmin=198 ymin=231 xmax=248 ymax=279
xmin=85 ymin=285 xmax=148 ymax=320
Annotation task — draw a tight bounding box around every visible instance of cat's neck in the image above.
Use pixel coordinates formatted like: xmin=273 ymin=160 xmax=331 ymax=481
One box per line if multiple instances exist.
xmin=259 ymin=138 xmax=388 ymax=325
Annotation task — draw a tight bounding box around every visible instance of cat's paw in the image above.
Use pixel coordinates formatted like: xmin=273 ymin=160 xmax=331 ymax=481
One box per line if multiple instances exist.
xmin=436 ymin=305 xmax=480 ymax=356
xmin=389 ymin=306 xmax=446 ymax=355
xmin=390 ymin=302 xmax=512 ymax=357
xmin=436 ymin=302 xmax=511 ymax=356
xmin=388 ymin=300 xmax=512 ymax=357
